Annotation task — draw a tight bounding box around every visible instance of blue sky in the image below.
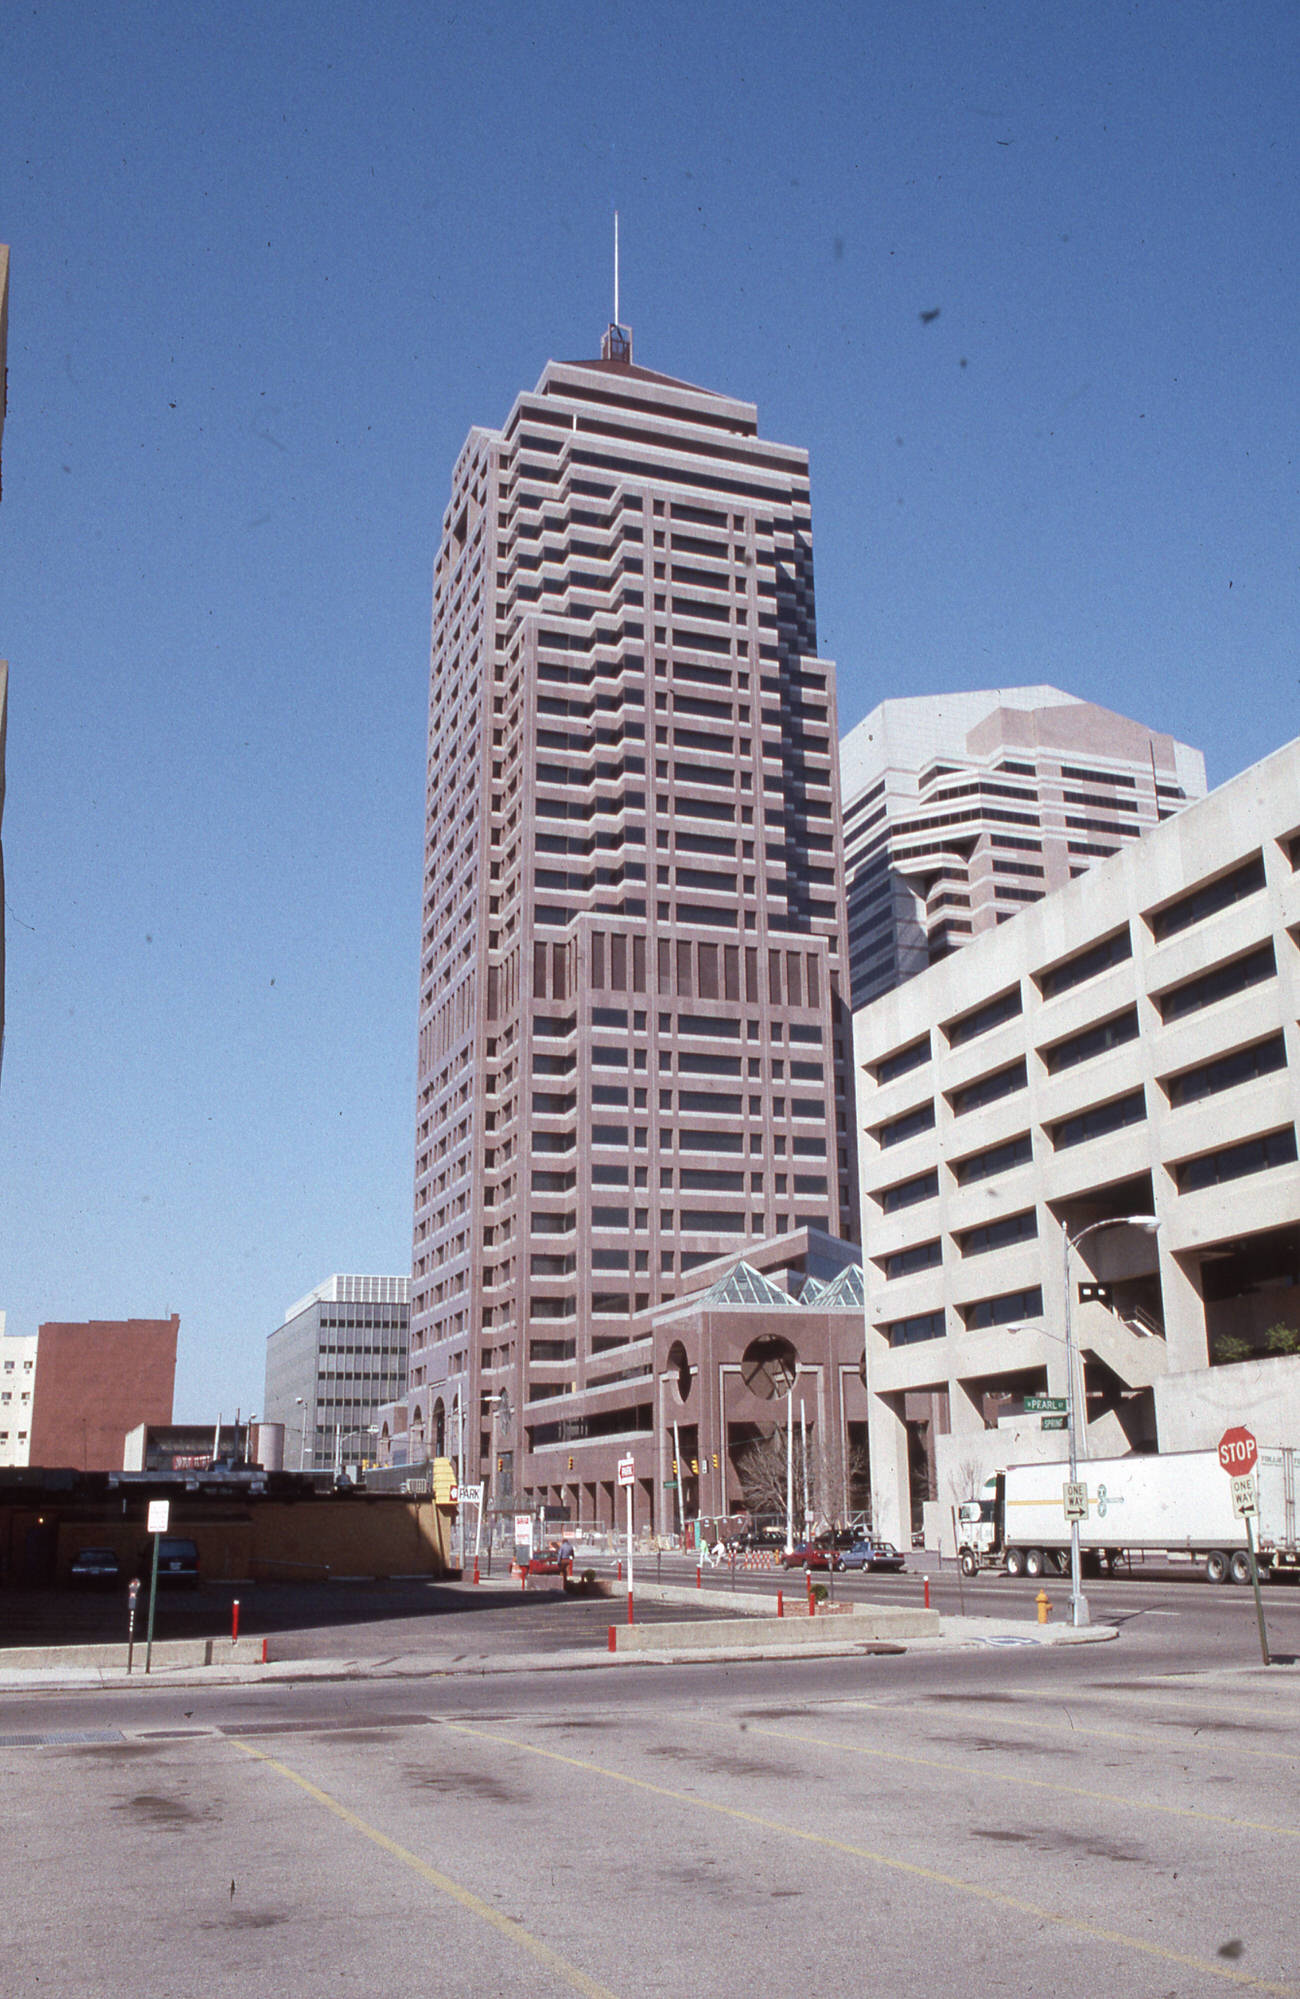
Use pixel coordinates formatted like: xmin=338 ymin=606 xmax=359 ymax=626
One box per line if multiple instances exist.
xmin=2 ymin=1 xmax=1296 ymax=1418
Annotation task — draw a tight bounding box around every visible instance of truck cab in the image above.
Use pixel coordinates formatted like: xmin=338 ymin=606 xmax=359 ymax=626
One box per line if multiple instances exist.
xmin=957 ymin=1485 xmax=1002 ymax=1574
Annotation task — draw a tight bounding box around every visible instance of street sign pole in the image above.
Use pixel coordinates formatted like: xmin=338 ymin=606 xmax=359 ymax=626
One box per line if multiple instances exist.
xmin=143 ymin=1497 xmax=169 ymax=1674
xmin=617 ymin=1454 xmax=636 ymax=1623
xmin=1244 ymin=1511 xmax=1271 ymax=1667
xmin=144 ymin=1532 xmax=161 ymax=1674
xmin=1219 ymin=1427 xmax=1272 ymax=1667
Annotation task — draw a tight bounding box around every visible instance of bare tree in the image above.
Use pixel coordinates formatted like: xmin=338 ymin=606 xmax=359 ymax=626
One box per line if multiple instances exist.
xmin=948 ymin=1457 xmax=986 ymax=1507
xmin=735 ymin=1424 xmax=870 ymax=1533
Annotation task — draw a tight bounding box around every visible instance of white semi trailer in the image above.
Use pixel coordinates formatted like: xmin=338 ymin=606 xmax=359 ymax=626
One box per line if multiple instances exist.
xmin=956 ymin=1446 xmax=1299 ymax=1584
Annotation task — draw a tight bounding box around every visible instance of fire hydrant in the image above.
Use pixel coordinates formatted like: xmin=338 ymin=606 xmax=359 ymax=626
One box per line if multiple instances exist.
xmin=1036 ymin=1589 xmax=1051 ymax=1624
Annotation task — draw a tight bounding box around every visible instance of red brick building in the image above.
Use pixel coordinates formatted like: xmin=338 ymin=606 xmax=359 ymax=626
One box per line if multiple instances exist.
xmin=27 ymin=1315 xmax=179 ymax=1469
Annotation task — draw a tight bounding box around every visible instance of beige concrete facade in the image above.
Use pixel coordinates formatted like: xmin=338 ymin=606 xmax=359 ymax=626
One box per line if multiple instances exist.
xmin=853 ymin=734 xmax=1300 ymax=1547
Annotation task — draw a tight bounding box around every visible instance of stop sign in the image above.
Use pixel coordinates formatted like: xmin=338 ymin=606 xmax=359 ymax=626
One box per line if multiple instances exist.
xmin=1218 ymin=1426 xmax=1258 ymax=1475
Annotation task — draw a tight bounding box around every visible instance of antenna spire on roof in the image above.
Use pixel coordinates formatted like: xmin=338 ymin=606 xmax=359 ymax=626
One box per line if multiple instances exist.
xmin=601 ymin=209 xmax=632 ymax=364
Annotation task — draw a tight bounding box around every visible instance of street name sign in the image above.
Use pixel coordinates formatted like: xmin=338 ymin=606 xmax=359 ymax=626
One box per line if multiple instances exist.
xmin=1041 ymin=1415 xmax=1067 ymax=1431
xmin=1025 ymin=1395 xmax=1067 ymax=1414
xmin=1218 ymin=1426 xmax=1258 ymax=1476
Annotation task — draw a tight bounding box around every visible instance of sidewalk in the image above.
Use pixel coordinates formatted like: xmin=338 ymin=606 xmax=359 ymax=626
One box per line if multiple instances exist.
xmin=0 ymin=1582 xmax=1115 ymax=1693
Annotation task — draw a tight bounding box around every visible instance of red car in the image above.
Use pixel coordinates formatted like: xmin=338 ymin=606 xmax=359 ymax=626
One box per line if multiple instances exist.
xmin=780 ymin=1542 xmax=844 ymax=1571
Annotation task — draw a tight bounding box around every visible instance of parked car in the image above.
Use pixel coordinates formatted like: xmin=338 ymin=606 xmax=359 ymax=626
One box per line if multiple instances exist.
xmin=780 ymin=1541 xmax=844 ymax=1571
xmin=69 ymin=1547 xmax=121 ymax=1588
xmin=151 ymin=1537 xmax=200 ymax=1586
xmin=840 ymin=1539 xmax=906 ymax=1573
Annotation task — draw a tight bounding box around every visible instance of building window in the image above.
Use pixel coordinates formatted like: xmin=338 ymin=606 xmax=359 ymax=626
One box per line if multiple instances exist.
xmin=1041 ymin=1007 xmax=1139 ymax=1076
xmin=1037 ymin=928 xmax=1132 ymax=1001
xmin=879 ymin=1168 xmax=939 ymax=1213
xmin=962 ymin=1285 xmax=1044 ymax=1330
xmin=1174 ymin=1126 xmax=1297 ymax=1194
xmin=876 ymin=1102 xmax=936 ymax=1149
xmin=1165 ymin=1033 xmax=1287 ymax=1108
xmin=881 ymin=1310 xmax=946 ymax=1348
xmin=1158 ymin=943 xmax=1276 ymax=1024
xmin=1150 ymin=854 xmax=1266 ymax=942
xmin=881 ymin=1239 xmax=942 ymax=1280
xmin=950 ymin=1060 xmax=1027 ymax=1117
xmin=952 ymin=1134 xmax=1032 ymax=1185
xmin=876 ymin=1039 xmax=928 ymax=1087
xmin=1051 ymin=1090 xmax=1147 ymax=1150
xmin=946 ymin=988 xmax=1022 ymax=1048
xmin=957 ymin=1209 xmax=1038 ymax=1257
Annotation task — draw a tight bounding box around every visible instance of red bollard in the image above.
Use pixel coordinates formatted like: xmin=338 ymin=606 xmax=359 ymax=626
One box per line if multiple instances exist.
xmin=473 ymin=1558 xmax=480 ymax=1585
xmin=924 ymin=1577 xmax=931 ymax=1610
xmin=777 ymin=1591 xmax=784 ymax=1618
xmin=608 ymin=1624 xmax=617 ymax=1653
xmin=231 ymin=1598 xmax=240 ymax=1644
xmin=807 ymin=1578 xmax=815 ymax=1616
xmin=261 ymin=1637 xmax=268 ymax=1664
xmin=696 ymin=1565 xmax=702 ymax=1589
xmin=617 ymin=1559 xmax=623 ymax=1581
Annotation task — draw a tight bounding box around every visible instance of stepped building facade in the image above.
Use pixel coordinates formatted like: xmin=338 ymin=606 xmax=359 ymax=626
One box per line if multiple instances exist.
xmin=840 ymin=687 xmax=1206 ymax=1009
xmin=385 ymin=326 xmax=864 ymax=1531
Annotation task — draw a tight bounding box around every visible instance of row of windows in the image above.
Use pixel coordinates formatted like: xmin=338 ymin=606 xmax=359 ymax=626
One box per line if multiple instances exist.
xmin=873 ymin=940 xmax=1285 ymax=1096
xmin=873 ymin=847 xmax=1284 ymax=1075
xmin=877 ymin=1108 xmax=1298 ymax=1224
xmin=880 ymin=1209 xmax=1039 ymax=1280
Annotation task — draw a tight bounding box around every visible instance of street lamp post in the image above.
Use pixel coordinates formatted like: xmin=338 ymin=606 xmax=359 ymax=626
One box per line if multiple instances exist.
xmin=294 ymin=1396 xmax=308 ymax=1472
xmin=1060 ymin=1213 xmax=1160 ymax=1627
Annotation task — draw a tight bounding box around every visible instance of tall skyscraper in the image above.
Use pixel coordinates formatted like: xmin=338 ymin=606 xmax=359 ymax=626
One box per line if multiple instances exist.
xmin=403 ymin=324 xmax=857 ymax=1518
xmin=839 ymin=687 xmax=1206 ymax=1009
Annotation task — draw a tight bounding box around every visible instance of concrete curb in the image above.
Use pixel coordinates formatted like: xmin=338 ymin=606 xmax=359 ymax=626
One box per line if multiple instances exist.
xmin=0 ymin=1609 xmax=1115 ymax=1692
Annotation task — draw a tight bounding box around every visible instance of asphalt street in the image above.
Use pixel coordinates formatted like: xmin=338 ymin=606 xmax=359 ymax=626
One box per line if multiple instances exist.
xmin=4 ymin=1565 xmax=1298 ymax=1997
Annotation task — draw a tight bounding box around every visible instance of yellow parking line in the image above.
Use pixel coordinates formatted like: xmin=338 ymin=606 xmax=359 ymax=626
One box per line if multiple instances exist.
xmin=745 ymin=1721 xmax=1300 ymax=1838
xmin=231 ymin=1738 xmax=618 ymax=1999
xmin=443 ymin=1723 xmax=1295 ymax=1996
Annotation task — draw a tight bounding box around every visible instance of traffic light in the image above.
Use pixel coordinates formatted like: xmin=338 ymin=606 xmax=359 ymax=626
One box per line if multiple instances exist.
xmin=672 ymin=1457 xmax=678 ymax=1477
xmin=567 ymin=1455 xmax=574 ymax=1471
xmin=712 ymin=1452 xmax=719 ymax=1471
xmin=496 ymin=1455 xmax=503 ymax=1474
xmin=690 ymin=1457 xmax=699 ymax=1475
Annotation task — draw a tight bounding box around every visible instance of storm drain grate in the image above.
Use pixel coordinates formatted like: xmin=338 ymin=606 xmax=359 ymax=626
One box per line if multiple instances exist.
xmin=0 ymin=1729 xmax=124 ymax=1748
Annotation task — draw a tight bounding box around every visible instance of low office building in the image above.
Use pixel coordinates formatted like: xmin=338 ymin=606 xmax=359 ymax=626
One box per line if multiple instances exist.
xmin=839 ymin=687 xmax=1206 ymax=1009
xmin=0 ymin=1320 xmax=37 ymax=1467
xmin=853 ymin=735 xmax=1300 ymax=1548
xmin=381 ymin=1226 xmax=868 ymax=1537
xmin=265 ymin=1276 xmax=410 ymax=1472
xmin=25 ymin=1315 xmax=179 ymax=1470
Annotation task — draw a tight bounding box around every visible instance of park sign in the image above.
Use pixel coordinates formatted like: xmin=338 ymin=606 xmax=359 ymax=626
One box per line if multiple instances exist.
xmin=1218 ymin=1426 xmax=1258 ymax=1476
